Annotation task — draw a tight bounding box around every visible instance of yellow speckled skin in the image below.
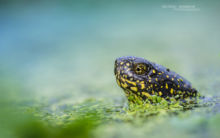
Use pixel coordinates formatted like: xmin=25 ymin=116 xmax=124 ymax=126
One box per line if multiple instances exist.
xmin=114 ymin=56 xmax=198 ymax=101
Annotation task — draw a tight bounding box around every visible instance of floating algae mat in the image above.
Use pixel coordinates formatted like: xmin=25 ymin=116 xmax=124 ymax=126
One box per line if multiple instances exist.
xmin=1 ymin=91 xmax=220 ymax=138
xmin=1 ymin=1 xmax=220 ymax=138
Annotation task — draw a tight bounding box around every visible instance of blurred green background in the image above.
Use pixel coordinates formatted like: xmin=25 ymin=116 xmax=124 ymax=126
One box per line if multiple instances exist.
xmin=0 ymin=0 xmax=220 ymax=138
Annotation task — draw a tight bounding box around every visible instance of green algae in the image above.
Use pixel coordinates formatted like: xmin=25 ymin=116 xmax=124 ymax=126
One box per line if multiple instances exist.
xmin=1 ymin=71 xmax=220 ymax=138
xmin=0 ymin=1 xmax=220 ymax=137
xmin=0 ymin=79 xmax=220 ymax=138
xmin=1 ymin=96 xmax=218 ymax=138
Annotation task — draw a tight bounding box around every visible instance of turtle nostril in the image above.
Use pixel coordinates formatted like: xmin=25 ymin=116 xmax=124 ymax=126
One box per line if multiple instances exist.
xmin=115 ymin=58 xmax=120 ymax=66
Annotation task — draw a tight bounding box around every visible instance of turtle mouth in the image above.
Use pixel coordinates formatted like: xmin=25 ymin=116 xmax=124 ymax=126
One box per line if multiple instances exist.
xmin=114 ymin=66 xmax=120 ymax=77
xmin=114 ymin=64 xmax=118 ymax=76
xmin=114 ymin=58 xmax=120 ymax=75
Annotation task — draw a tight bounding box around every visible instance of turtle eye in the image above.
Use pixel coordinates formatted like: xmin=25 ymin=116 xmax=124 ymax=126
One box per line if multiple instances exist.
xmin=134 ymin=63 xmax=147 ymax=75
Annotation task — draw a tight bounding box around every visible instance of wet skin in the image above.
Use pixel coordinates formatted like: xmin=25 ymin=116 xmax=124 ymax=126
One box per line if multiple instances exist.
xmin=114 ymin=56 xmax=198 ymax=102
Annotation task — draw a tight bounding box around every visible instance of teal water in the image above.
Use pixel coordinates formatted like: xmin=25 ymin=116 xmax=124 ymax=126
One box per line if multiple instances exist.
xmin=0 ymin=1 xmax=220 ymax=138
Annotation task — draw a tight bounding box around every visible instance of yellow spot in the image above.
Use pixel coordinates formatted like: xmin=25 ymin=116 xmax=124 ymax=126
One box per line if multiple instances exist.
xmin=126 ymin=80 xmax=136 ymax=86
xmin=121 ymin=83 xmax=128 ymax=88
xmin=120 ymin=62 xmax=124 ymax=65
xmin=130 ymin=87 xmax=138 ymax=92
xmin=142 ymin=92 xmax=151 ymax=98
xmin=170 ymin=88 xmax=174 ymax=94
xmin=152 ymin=90 xmax=154 ymax=94
xmin=149 ymin=79 xmax=151 ymax=83
xmin=178 ymin=85 xmax=180 ymax=88
xmin=136 ymin=80 xmax=140 ymax=83
xmin=155 ymin=78 xmax=158 ymax=81
xmin=141 ymin=84 xmax=145 ymax=89
xmin=158 ymin=72 xmax=162 ymax=75
xmin=171 ymin=78 xmax=174 ymax=81
xmin=161 ymin=86 xmax=163 ymax=88
xmin=159 ymin=91 xmax=162 ymax=96
xmin=177 ymin=78 xmax=183 ymax=82
xmin=155 ymin=84 xmax=157 ymax=87
xmin=166 ymin=75 xmax=169 ymax=78
xmin=126 ymin=63 xmax=130 ymax=66
xmin=116 ymin=80 xmax=121 ymax=86
xmin=120 ymin=77 xmax=125 ymax=82
xmin=152 ymin=70 xmax=156 ymax=73
xmin=165 ymin=83 xmax=168 ymax=89
xmin=117 ymin=72 xmax=120 ymax=76
xmin=151 ymin=84 xmax=153 ymax=88
xmin=140 ymin=81 xmax=145 ymax=84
